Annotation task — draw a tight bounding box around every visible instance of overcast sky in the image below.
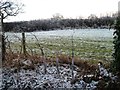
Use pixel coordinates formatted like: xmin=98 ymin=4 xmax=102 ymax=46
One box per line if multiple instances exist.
xmin=4 ymin=0 xmax=120 ymax=22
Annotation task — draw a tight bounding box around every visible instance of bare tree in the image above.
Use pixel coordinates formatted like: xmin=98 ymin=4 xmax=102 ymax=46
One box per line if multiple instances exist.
xmin=0 ymin=0 xmax=24 ymax=19
xmin=0 ymin=0 xmax=24 ymax=61
xmin=88 ymin=14 xmax=98 ymax=20
xmin=51 ymin=13 xmax=64 ymax=20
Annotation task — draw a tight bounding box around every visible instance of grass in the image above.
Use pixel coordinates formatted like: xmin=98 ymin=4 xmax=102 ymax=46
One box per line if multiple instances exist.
xmin=7 ymin=36 xmax=113 ymax=61
xmin=4 ymin=34 xmax=113 ymax=69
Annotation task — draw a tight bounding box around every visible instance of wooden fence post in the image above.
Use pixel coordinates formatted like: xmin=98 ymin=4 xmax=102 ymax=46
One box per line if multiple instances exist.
xmin=22 ymin=32 xmax=26 ymax=56
xmin=0 ymin=12 xmax=2 ymax=69
xmin=71 ymin=32 xmax=74 ymax=80
xmin=56 ymin=53 xmax=60 ymax=75
xmin=0 ymin=13 xmax=5 ymax=61
xmin=0 ymin=14 xmax=1 ymax=88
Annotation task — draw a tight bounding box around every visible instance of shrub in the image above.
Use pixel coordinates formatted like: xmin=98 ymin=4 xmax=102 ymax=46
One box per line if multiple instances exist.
xmin=113 ymin=16 xmax=120 ymax=72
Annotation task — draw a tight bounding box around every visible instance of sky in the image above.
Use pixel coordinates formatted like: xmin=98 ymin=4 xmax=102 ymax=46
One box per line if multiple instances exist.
xmin=4 ymin=0 xmax=120 ymax=22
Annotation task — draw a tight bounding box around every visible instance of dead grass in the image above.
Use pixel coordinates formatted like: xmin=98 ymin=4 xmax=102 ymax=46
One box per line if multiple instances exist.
xmin=3 ymin=52 xmax=110 ymax=72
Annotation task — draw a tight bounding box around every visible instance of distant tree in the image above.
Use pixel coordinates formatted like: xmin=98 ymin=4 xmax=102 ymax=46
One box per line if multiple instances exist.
xmin=51 ymin=13 xmax=64 ymax=20
xmin=112 ymin=12 xmax=118 ymax=18
xmin=88 ymin=14 xmax=98 ymax=20
xmin=3 ymin=13 xmax=116 ymax=32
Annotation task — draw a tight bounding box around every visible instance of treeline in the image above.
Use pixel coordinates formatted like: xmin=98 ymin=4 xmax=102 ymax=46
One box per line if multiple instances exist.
xmin=4 ymin=14 xmax=117 ymax=32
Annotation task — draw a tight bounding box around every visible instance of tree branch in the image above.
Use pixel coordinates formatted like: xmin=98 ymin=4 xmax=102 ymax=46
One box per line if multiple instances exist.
xmin=0 ymin=0 xmax=24 ymax=19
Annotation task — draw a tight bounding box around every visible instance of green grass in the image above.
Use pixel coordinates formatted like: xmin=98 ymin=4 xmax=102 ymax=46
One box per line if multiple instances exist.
xmin=6 ymin=36 xmax=113 ymax=63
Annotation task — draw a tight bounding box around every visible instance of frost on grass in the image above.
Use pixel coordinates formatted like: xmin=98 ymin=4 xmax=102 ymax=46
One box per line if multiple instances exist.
xmin=1 ymin=63 xmax=100 ymax=89
xmin=1 ymin=62 xmax=119 ymax=89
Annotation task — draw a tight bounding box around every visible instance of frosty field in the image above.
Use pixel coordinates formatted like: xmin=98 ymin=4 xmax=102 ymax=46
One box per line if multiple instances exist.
xmin=2 ymin=29 xmax=119 ymax=89
xmin=5 ymin=29 xmax=114 ymax=62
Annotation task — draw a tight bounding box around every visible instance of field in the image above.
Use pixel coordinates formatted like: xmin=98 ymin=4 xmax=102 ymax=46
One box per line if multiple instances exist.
xmin=2 ymin=29 xmax=120 ymax=89
xmin=5 ymin=29 xmax=114 ymax=65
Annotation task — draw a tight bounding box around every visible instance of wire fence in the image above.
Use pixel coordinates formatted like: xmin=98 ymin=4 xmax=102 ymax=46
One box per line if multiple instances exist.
xmin=5 ymin=31 xmax=74 ymax=56
xmin=1 ymin=28 xmax=115 ymax=89
xmin=4 ymin=30 xmax=114 ymax=61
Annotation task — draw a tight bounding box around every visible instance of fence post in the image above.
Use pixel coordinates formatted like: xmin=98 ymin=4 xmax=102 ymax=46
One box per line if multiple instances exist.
xmin=0 ymin=11 xmax=2 ymax=88
xmin=71 ymin=32 xmax=74 ymax=80
xmin=22 ymin=32 xmax=26 ymax=56
xmin=0 ymin=11 xmax=2 ymax=71
xmin=0 ymin=13 xmax=5 ymax=61
xmin=56 ymin=53 xmax=60 ymax=75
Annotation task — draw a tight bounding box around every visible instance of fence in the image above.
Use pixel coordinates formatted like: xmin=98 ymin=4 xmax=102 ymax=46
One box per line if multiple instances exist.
xmin=4 ymin=31 xmax=77 ymax=77
xmin=1 ymin=18 xmax=114 ymax=89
